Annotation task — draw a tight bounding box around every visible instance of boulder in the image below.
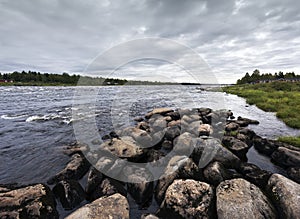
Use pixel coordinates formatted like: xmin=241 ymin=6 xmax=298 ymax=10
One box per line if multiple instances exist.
xmin=141 ymin=214 xmax=159 ymax=219
xmin=267 ymin=174 xmax=300 ymax=219
xmin=53 ymin=180 xmax=85 ymax=210
xmin=0 ymin=184 xmax=58 ymax=219
xmin=157 ymin=179 xmax=215 ymax=219
xmin=65 ymin=193 xmax=129 ymax=219
xmin=89 ymin=178 xmax=126 ymax=201
xmin=137 ymin=121 xmax=150 ymax=131
xmin=237 ymin=116 xmax=259 ymax=125
xmin=225 ymin=122 xmax=239 ymax=131
xmin=99 ymin=137 xmax=145 ymax=161
xmin=217 ymin=178 xmax=277 ymax=219
xmin=167 ymin=119 xmax=181 ymax=127
xmin=287 ymin=166 xmax=300 ymax=183
xmin=222 ymin=136 xmax=251 ymax=160
xmin=203 ymin=161 xmax=241 ymax=186
xmin=253 ymin=136 xmax=279 ymax=156
xmin=85 ymin=167 xmax=103 ymax=196
xmin=123 ymin=166 xmax=153 ymax=206
xmin=149 ymin=115 xmax=168 ymax=132
xmin=198 ymin=124 xmax=213 ymax=136
xmin=173 ymin=132 xmax=195 ymax=156
xmin=192 ymin=137 xmax=241 ymax=169
xmin=237 ymin=163 xmax=271 ymax=188
xmin=271 ymin=147 xmax=300 ymax=168
xmin=155 ymin=156 xmax=202 ymax=204
xmin=161 ymin=140 xmax=173 ymax=150
xmin=238 ymin=128 xmax=256 ymax=139
xmin=120 ymin=127 xmax=153 ymax=148
xmin=165 ymin=111 xmax=181 ymax=120
xmin=47 ymin=153 xmax=90 ymax=185
xmin=164 ymin=126 xmax=181 ymax=141
xmin=145 ymin=108 xmax=173 ymax=119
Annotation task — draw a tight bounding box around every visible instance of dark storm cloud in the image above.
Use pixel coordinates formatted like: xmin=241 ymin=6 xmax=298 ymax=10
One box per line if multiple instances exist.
xmin=0 ymin=0 xmax=299 ymax=83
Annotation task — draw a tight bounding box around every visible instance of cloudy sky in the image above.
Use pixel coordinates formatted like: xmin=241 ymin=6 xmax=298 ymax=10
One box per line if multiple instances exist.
xmin=1 ymin=0 xmax=300 ymax=83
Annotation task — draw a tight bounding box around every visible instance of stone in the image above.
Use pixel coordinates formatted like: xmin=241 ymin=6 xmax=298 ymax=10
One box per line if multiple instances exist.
xmin=173 ymin=132 xmax=195 ymax=156
xmin=65 ymin=193 xmax=129 ymax=219
xmin=192 ymin=137 xmax=241 ymax=169
xmin=225 ymin=122 xmax=239 ymax=131
xmin=222 ymin=136 xmax=251 ymax=160
xmin=89 ymin=178 xmax=126 ymax=201
xmin=253 ymin=136 xmax=279 ymax=156
xmin=164 ymin=126 xmax=181 ymax=141
xmin=271 ymin=146 xmax=300 ymax=168
xmin=203 ymin=161 xmax=241 ymax=186
xmin=165 ymin=111 xmax=181 ymax=120
xmin=145 ymin=108 xmax=173 ymax=119
xmin=157 ymin=179 xmax=215 ymax=219
xmin=287 ymin=166 xmax=300 ymax=183
xmin=161 ymin=140 xmax=173 ymax=150
xmin=198 ymin=124 xmax=213 ymax=136
xmin=99 ymin=137 xmax=145 ymax=161
xmin=47 ymin=153 xmax=90 ymax=185
xmin=0 ymin=184 xmax=58 ymax=219
xmin=167 ymin=119 xmax=181 ymax=127
xmin=137 ymin=121 xmax=150 ymax=131
xmin=85 ymin=167 xmax=103 ymax=196
xmin=267 ymin=174 xmax=300 ymax=219
xmin=217 ymin=178 xmax=277 ymax=219
xmin=141 ymin=214 xmax=159 ymax=219
xmin=237 ymin=116 xmax=259 ymax=125
xmin=120 ymin=127 xmax=153 ymax=148
xmin=53 ymin=180 xmax=85 ymax=210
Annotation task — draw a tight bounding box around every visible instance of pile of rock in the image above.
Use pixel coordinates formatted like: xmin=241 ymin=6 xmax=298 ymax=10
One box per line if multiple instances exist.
xmin=1 ymin=107 xmax=299 ymax=219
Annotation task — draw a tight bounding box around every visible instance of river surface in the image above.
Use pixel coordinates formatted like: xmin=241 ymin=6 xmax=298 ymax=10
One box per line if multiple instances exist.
xmin=0 ymin=85 xmax=299 ymax=217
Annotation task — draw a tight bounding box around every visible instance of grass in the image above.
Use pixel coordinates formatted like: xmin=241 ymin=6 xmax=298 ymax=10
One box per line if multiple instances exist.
xmin=223 ymin=81 xmax=300 ymax=148
xmin=223 ymin=81 xmax=300 ymax=129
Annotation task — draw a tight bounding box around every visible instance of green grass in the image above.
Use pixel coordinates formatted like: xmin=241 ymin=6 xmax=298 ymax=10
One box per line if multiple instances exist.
xmin=278 ymin=136 xmax=300 ymax=148
xmin=223 ymin=82 xmax=300 ymax=129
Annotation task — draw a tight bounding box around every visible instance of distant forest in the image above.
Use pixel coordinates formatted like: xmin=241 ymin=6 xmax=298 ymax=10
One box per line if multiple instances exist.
xmin=237 ymin=69 xmax=300 ymax=84
xmin=0 ymin=71 xmax=176 ymax=85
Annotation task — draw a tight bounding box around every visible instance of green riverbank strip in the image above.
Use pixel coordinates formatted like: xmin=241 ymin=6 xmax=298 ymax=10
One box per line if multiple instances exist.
xmin=223 ymin=81 xmax=300 ymax=147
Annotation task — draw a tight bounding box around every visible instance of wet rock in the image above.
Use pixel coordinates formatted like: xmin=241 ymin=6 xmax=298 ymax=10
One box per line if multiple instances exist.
xmin=137 ymin=121 xmax=150 ymax=131
xmin=237 ymin=163 xmax=271 ymax=188
xmin=134 ymin=117 xmax=144 ymax=122
xmin=161 ymin=140 xmax=173 ymax=150
xmin=203 ymin=161 xmax=241 ymax=186
xmin=121 ymin=127 xmax=153 ymax=148
xmin=85 ymin=167 xmax=103 ymax=198
xmin=225 ymin=122 xmax=239 ymax=131
xmin=63 ymin=142 xmax=89 ymax=156
xmin=237 ymin=116 xmax=259 ymax=125
xmin=192 ymin=137 xmax=241 ymax=169
xmin=155 ymin=156 xmax=202 ymax=204
xmin=236 ymin=133 xmax=252 ymax=146
xmin=47 ymin=153 xmax=90 ymax=185
xmin=89 ymin=178 xmax=126 ymax=201
xmin=157 ymin=179 xmax=214 ymax=219
xmin=145 ymin=108 xmax=173 ymax=119
xmin=287 ymin=166 xmax=300 ymax=183
xmin=253 ymin=136 xmax=278 ymax=156
xmin=149 ymin=115 xmax=168 ymax=132
xmin=0 ymin=184 xmax=58 ymax=219
xmin=93 ymin=156 xmax=126 ymax=179
xmin=271 ymin=147 xmax=300 ymax=168
xmin=53 ymin=180 xmax=85 ymax=210
xmin=217 ymin=178 xmax=277 ymax=219
xmin=124 ymin=166 xmax=153 ymax=206
xmin=164 ymin=126 xmax=181 ymax=141
xmin=238 ymin=128 xmax=256 ymax=139
xmin=267 ymin=174 xmax=300 ymax=219
xmin=198 ymin=107 xmax=212 ymax=117
xmin=222 ymin=136 xmax=250 ymax=160
xmin=145 ymin=149 xmax=165 ymax=162
xmin=99 ymin=137 xmax=145 ymax=161
xmin=65 ymin=193 xmax=129 ymax=219
xmin=165 ymin=111 xmax=181 ymax=120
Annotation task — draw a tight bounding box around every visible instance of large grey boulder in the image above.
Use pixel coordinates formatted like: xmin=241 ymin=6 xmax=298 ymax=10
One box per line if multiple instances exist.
xmin=157 ymin=179 xmax=215 ymax=219
xmin=65 ymin=193 xmax=129 ymax=219
xmin=0 ymin=184 xmax=58 ymax=219
xmin=267 ymin=174 xmax=300 ymax=219
xmin=271 ymin=147 xmax=300 ymax=168
xmin=217 ymin=178 xmax=277 ymax=219
xmin=287 ymin=166 xmax=300 ymax=183
xmin=47 ymin=153 xmax=90 ymax=185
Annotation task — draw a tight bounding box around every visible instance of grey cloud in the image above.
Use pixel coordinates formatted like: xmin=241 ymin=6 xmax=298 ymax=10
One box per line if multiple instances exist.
xmin=0 ymin=0 xmax=299 ymax=83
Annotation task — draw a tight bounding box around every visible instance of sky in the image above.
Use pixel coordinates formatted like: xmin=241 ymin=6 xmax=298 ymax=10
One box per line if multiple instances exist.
xmin=1 ymin=0 xmax=300 ymax=84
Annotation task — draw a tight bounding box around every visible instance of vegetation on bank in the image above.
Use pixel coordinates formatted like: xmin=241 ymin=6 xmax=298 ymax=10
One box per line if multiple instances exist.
xmin=0 ymin=71 xmax=177 ymax=86
xmin=224 ymin=70 xmax=300 ymax=147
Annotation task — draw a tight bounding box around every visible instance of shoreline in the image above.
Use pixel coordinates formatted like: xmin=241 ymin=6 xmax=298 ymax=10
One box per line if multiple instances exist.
xmin=1 ymin=107 xmax=299 ymax=218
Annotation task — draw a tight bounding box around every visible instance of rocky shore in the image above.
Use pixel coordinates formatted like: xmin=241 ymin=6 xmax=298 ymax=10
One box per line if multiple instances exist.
xmin=1 ymin=107 xmax=299 ymax=219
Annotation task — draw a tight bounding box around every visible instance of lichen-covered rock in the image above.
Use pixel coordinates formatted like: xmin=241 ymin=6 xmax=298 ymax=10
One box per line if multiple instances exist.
xmin=53 ymin=180 xmax=85 ymax=210
xmin=0 ymin=184 xmax=58 ymax=219
xmin=99 ymin=137 xmax=145 ymax=161
xmin=47 ymin=153 xmax=90 ymax=185
xmin=65 ymin=193 xmax=129 ymax=219
xmin=217 ymin=178 xmax=277 ymax=219
xmin=267 ymin=174 xmax=300 ymax=219
xmin=157 ymin=179 xmax=215 ymax=219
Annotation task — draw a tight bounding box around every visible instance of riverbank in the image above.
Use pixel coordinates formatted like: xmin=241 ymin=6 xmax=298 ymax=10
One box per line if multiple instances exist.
xmin=223 ymin=81 xmax=300 ymax=147
xmin=1 ymin=107 xmax=299 ymax=218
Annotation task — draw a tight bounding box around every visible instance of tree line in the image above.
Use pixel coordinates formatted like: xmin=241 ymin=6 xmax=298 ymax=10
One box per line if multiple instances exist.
xmin=237 ymin=69 xmax=300 ymax=84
